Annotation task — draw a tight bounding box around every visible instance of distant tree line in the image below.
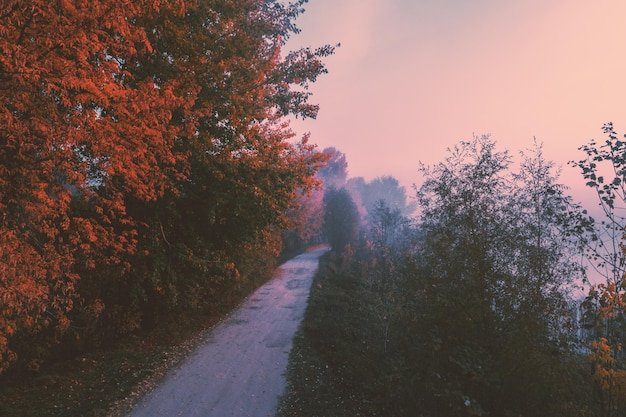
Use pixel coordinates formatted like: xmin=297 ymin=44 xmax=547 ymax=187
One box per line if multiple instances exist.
xmin=316 ymin=146 xmax=416 ymax=254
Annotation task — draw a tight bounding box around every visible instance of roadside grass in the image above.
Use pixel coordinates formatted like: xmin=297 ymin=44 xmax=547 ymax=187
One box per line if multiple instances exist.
xmin=0 ymin=273 xmax=276 ymax=417
xmin=277 ymin=252 xmax=382 ymax=417
xmin=277 ymin=251 xmax=604 ymax=417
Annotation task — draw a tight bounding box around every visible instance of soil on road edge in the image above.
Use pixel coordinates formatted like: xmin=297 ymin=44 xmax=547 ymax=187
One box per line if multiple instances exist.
xmin=126 ymin=245 xmax=329 ymax=417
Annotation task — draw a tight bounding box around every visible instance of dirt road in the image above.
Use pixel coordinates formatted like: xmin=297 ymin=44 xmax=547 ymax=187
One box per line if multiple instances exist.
xmin=127 ymin=246 xmax=329 ymax=417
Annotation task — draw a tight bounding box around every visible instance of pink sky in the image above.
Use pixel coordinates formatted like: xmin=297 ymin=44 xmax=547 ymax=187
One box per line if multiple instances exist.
xmin=286 ymin=0 xmax=626 ymax=209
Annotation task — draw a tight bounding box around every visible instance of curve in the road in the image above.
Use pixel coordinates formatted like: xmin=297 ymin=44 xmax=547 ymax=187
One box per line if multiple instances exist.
xmin=128 ymin=245 xmax=329 ymax=417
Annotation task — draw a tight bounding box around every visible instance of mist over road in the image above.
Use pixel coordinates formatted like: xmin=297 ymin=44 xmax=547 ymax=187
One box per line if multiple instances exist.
xmin=128 ymin=246 xmax=329 ymax=417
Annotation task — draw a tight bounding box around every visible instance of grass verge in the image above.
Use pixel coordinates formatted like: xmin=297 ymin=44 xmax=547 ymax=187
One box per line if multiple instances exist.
xmin=277 ymin=251 xmax=604 ymax=417
xmin=276 ymin=252 xmax=378 ymax=417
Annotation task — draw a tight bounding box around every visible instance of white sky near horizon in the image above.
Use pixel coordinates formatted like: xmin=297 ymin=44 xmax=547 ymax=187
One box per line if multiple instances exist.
xmin=285 ymin=0 xmax=626 ymax=213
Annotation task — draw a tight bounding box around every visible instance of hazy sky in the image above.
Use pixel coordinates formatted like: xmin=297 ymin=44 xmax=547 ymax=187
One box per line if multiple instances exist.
xmin=286 ymin=0 xmax=626 ymax=207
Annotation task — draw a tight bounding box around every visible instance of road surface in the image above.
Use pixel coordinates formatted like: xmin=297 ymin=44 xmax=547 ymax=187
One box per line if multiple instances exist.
xmin=128 ymin=245 xmax=329 ymax=417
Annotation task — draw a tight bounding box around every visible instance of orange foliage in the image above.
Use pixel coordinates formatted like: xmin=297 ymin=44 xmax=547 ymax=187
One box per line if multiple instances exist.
xmin=0 ymin=0 xmax=183 ymax=372
xmin=0 ymin=0 xmax=331 ymax=374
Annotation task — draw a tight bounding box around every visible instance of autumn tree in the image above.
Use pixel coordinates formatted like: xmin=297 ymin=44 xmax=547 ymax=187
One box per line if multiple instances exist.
xmin=366 ymin=200 xmax=413 ymax=286
xmin=0 ymin=0 xmax=177 ymax=373
xmin=282 ymin=179 xmax=328 ymax=254
xmin=317 ymin=147 xmax=348 ymax=189
xmin=122 ymin=0 xmax=332 ymax=316
xmin=573 ymin=122 xmax=626 ymax=414
xmin=281 ymin=147 xmax=353 ymax=254
xmin=413 ymin=136 xmax=583 ymax=416
xmin=347 ymin=175 xmax=416 ymax=221
xmin=0 ymin=0 xmax=333 ymax=374
xmin=323 ymin=188 xmax=360 ymax=252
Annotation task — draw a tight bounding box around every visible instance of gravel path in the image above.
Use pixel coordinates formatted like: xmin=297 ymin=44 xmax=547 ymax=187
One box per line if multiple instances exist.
xmin=127 ymin=246 xmax=329 ymax=417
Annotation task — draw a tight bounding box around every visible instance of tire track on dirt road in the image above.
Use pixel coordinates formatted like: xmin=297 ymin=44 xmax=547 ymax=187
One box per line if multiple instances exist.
xmin=127 ymin=246 xmax=329 ymax=417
